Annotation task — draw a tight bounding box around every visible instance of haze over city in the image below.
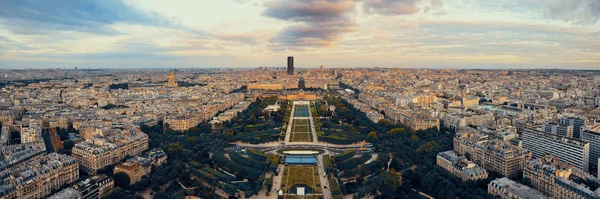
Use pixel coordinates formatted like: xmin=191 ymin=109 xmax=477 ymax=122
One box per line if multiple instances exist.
xmin=1 ymin=0 xmax=599 ymax=69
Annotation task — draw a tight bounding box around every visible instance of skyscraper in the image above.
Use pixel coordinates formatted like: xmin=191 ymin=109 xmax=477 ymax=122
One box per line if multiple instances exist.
xmin=287 ymin=56 xmax=294 ymax=75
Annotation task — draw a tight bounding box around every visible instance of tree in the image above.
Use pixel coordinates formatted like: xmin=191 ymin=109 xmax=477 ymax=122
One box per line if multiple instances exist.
xmin=367 ymin=131 xmax=378 ymax=142
xmin=376 ymin=169 xmax=402 ymax=197
xmin=154 ymin=192 xmax=169 ymax=199
xmin=387 ymin=128 xmax=405 ymax=135
xmin=114 ymin=172 xmax=131 ymax=189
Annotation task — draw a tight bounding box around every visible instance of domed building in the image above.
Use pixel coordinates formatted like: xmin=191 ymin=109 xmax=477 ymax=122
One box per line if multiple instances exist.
xmin=165 ymin=72 xmax=178 ymax=87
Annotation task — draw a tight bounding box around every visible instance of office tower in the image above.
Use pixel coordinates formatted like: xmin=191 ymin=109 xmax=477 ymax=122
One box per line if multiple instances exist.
xmin=560 ymin=116 xmax=585 ymax=139
xmin=522 ymin=128 xmax=589 ymax=172
xmin=581 ymin=129 xmax=600 ymax=177
xmin=287 ymin=56 xmax=294 ymax=75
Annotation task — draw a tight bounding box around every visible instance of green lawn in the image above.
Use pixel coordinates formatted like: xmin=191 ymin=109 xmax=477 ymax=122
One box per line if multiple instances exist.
xmin=281 ymin=166 xmax=321 ymax=195
xmin=290 ymin=132 xmax=312 ymax=142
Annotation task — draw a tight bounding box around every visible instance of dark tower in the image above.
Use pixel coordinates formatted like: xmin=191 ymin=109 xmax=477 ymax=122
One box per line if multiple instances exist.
xmin=287 ymin=56 xmax=294 ymax=75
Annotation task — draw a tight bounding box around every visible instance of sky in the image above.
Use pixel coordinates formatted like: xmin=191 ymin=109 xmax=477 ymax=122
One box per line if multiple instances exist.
xmin=0 ymin=0 xmax=599 ymax=69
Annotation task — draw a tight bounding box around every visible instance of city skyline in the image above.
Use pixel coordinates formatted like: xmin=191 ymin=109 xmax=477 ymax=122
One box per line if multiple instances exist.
xmin=0 ymin=0 xmax=599 ymax=69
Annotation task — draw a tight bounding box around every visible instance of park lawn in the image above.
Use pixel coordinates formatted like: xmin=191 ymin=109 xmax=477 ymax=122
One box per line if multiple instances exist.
xmin=292 ymin=119 xmax=311 ymax=133
xmin=281 ymin=166 xmax=322 ymax=195
xmin=290 ymin=132 xmax=312 ymax=142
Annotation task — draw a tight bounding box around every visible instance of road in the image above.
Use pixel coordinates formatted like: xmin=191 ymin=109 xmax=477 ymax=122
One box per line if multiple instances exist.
xmin=283 ymin=103 xmax=296 ymax=143
xmin=316 ymin=155 xmax=332 ymax=199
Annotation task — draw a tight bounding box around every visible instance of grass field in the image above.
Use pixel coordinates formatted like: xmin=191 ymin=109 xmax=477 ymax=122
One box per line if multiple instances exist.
xmin=281 ymin=166 xmax=322 ymax=196
xmin=292 ymin=119 xmax=310 ymax=133
xmin=290 ymin=132 xmax=312 ymax=142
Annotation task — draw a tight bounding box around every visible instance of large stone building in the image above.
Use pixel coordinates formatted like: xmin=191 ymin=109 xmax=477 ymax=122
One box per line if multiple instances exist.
xmin=488 ymin=177 xmax=548 ymax=199
xmin=436 ymin=150 xmax=488 ymax=181
xmin=0 ymin=153 xmax=79 ymax=199
xmin=523 ymin=155 xmax=600 ymax=198
xmin=72 ymin=129 xmax=148 ymax=175
xmin=454 ymin=128 xmax=531 ymax=178
xmin=114 ymin=156 xmax=152 ymax=185
xmin=247 ymin=83 xmax=283 ymax=90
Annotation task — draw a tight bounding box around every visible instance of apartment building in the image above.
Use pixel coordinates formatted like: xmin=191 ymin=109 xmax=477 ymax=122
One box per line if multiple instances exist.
xmin=436 ymin=150 xmax=488 ymax=181
xmin=522 ymin=128 xmax=589 ymax=172
xmin=0 ymin=153 xmax=79 ymax=199
xmin=488 ymin=177 xmax=548 ymax=199
xmin=72 ymin=130 xmax=148 ymax=175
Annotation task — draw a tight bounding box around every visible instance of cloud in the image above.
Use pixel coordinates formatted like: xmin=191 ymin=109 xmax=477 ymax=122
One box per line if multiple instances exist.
xmin=0 ymin=0 xmax=172 ymax=35
xmin=544 ymin=0 xmax=600 ymax=25
xmin=362 ymin=0 xmax=443 ymax=15
xmin=263 ymin=0 xmax=357 ymax=49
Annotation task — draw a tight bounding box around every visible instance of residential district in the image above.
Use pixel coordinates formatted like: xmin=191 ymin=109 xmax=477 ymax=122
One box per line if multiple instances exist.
xmin=0 ymin=65 xmax=599 ymax=199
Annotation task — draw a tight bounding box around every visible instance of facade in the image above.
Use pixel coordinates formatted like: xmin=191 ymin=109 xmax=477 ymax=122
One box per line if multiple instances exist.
xmin=287 ymin=56 xmax=294 ymax=75
xmin=19 ymin=125 xmax=40 ymax=144
xmin=522 ymin=128 xmax=589 ymax=172
xmin=114 ymin=156 xmax=152 ymax=185
xmin=560 ymin=116 xmax=586 ymax=139
xmin=436 ymin=150 xmax=488 ymax=181
xmin=541 ymin=122 xmax=574 ymax=138
xmin=473 ymin=140 xmax=531 ymax=178
xmin=488 ymin=177 xmax=548 ymax=199
xmin=454 ymin=129 xmax=531 ymax=178
xmin=72 ymin=175 xmax=115 ymax=199
xmin=581 ymin=129 xmax=600 ymax=177
xmin=72 ymin=130 xmax=148 ymax=175
xmin=0 ymin=153 xmax=79 ymax=199
xmin=247 ymin=83 xmax=284 ymax=90
xmin=523 ymin=155 xmax=600 ymax=198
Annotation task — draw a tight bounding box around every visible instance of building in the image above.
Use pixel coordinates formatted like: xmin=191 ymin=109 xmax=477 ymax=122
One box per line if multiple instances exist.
xmin=522 ymin=128 xmax=589 ymax=172
xmin=72 ymin=130 xmax=148 ymax=175
xmin=454 ymin=129 xmax=531 ymax=178
xmin=560 ymin=116 xmax=586 ymax=139
xmin=523 ymin=155 xmax=600 ymax=198
xmin=282 ymin=90 xmax=318 ymax=101
xmin=287 ymin=56 xmax=294 ymax=75
xmin=114 ymin=156 xmax=152 ymax=185
xmin=541 ymin=122 xmax=574 ymax=138
xmin=19 ymin=125 xmax=41 ymax=144
xmin=0 ymin=153 xmax=79 ymax=199
xmin=436 ymin=150 xmax=488 ymax=181
xmin=581 ymin=129 xmax=600 ymax=177
xmin=247 ymin=83 xmax=283 ymax=90
xmin=0 ymin=143 xmax=47 ymax=171
xmin=145 ymin=148 xmax=167 ymax=166
xmin=72 ymin=175 xmax=114 ymax=199
xmin=488 ymin=177 xmax=548 ymax=199
xmin=523 ymin=155 xmax=573 ymax=196
xmin=47 ymin=188 xmax=81 ymax=199
xmin=165 ymin=71 xmax=178 ymax=87
xmin=473 ymin=140 xmax=531 ymax=178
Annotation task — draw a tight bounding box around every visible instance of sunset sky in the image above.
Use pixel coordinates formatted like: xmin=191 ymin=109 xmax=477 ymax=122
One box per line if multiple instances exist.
xmin=0 ymin=0 xmax=598 ymax=69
